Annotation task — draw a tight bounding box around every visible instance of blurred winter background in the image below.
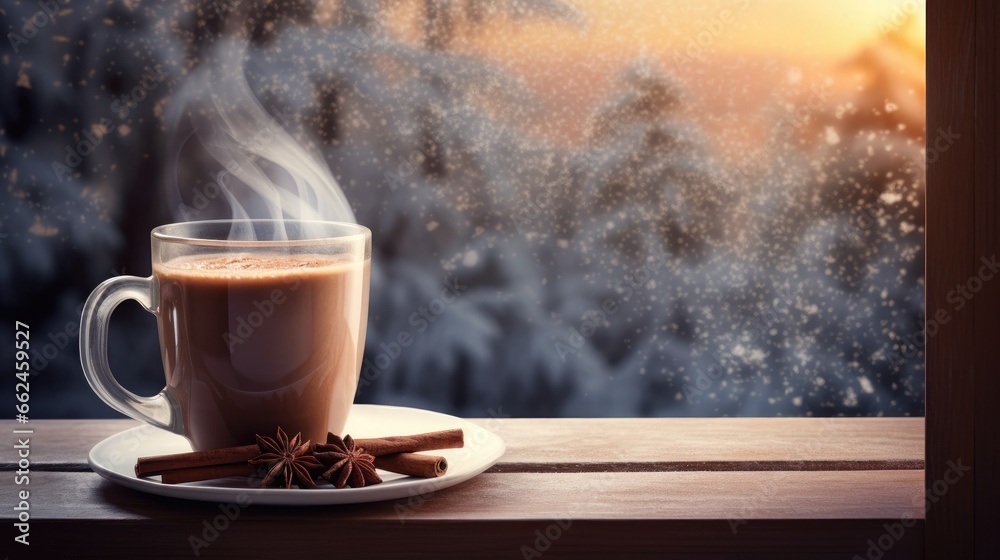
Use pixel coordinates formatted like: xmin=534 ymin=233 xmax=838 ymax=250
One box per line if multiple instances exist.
xmin=0 ymin=0 xmax=925 ymax=418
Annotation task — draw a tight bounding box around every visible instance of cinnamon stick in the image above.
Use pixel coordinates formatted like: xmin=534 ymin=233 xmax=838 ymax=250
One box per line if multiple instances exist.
xmin=346 ymin=429 xmax=464 ymax=456
xmin=136 ymin=428 xmax=464 ymax=484
xmin=160 ymin=462 xmax=257 ymax=485
xmin=373 ymin=453 xmax=448 ymax=478
xmin=136 ymin=444 xmax=259 ymax=478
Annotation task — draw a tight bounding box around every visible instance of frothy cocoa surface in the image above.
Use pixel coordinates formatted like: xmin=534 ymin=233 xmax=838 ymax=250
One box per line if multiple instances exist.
xmin=156 ymin=254 xmax=355 ymax=278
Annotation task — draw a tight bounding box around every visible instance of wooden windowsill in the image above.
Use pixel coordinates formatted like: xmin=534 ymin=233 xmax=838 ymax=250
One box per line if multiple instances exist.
xmin=0 ymin=418 xmax=924 ymax=558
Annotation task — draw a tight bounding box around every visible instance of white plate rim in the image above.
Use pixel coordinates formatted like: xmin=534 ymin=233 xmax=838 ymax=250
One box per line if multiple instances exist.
xmin=88 ymin=404 xmax=505 ymax=505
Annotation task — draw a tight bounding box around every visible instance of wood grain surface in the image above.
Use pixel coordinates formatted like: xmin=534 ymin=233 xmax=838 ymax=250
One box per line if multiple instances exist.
xmin=0 ymin=417 xmax=924 ymax=469
xmin=926 ymin=0 xmax=978 ymax=558
xmin=0 ymin=418 xmax=924 ymax=558
xmin=973 ymin=1 xmax=1000 ymax=558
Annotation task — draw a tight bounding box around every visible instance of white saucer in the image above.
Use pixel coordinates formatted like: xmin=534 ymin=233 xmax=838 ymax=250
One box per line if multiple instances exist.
xmin=88 ymin=404 xmax=505 ymax=505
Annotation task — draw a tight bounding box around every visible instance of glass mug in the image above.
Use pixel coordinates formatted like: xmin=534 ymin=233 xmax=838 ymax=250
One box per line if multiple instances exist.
xmin=80 ymin=220 xmax=371 ymax=450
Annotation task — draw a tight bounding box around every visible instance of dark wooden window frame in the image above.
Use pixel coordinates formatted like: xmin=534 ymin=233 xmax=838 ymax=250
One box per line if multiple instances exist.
xmin=927 ymin=0 xmax=998 ymax=557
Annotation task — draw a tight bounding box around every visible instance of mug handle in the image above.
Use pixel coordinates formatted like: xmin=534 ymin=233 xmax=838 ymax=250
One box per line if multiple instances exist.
xmin=79 ymin=275 xmax=181 ymax=434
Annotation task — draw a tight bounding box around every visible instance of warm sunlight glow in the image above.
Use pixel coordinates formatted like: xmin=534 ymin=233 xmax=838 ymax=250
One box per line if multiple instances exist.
xmin=475 ymin=0 xmax=925 ymax=60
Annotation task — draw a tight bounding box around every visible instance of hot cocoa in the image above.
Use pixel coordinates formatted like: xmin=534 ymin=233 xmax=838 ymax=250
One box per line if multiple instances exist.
xmin=153 ymin=253 xmax=370 ymax=450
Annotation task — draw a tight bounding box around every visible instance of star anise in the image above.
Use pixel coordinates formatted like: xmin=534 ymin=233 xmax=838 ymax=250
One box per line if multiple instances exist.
xmin=315 ymin=434 xmax=383 ymax=488
xmin=249 ymin=427 xmax=324 ymax=489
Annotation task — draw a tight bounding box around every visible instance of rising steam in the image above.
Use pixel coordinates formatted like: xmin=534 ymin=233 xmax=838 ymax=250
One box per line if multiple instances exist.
xmin=168 ymin=39 xmax=355 ymax=239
